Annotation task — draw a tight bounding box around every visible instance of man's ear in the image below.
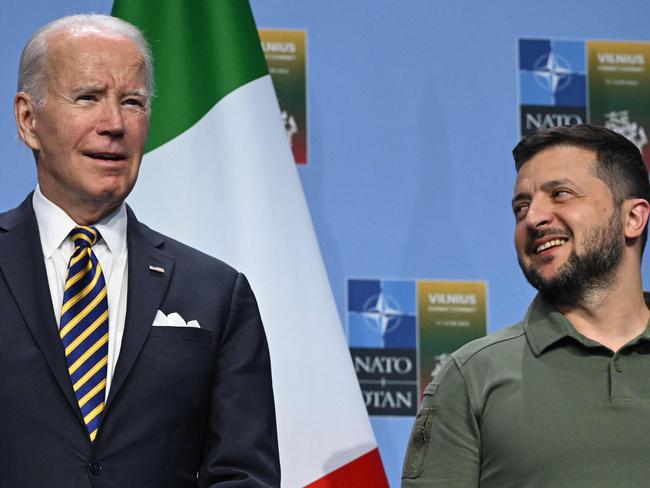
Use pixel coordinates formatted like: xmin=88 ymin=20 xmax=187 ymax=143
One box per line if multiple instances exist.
xmin=623 ymin=198 xmax=650 ymax=240
xmin=14 ymin=92 xmax=40 ymax=151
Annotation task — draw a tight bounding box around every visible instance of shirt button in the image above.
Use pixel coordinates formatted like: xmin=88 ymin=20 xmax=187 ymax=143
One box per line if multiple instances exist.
xmin=88 ymin=462 xmax=102 ymax=475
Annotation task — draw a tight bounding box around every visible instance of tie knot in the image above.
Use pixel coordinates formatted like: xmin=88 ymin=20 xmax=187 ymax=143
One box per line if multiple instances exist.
xmin=70 ymin=226 xmax=99 ymax=249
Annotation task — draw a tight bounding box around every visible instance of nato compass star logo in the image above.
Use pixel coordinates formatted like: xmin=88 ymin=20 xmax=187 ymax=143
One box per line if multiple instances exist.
xmin=519 ymin=39 xmax=586 ymax=107
xmin=347 ymin=279 xmax=416 ymax=349
xmin=359 ymin=291 xmax=404 ymax=347
xmin=533 ymin=51 xmax=573 ymax=94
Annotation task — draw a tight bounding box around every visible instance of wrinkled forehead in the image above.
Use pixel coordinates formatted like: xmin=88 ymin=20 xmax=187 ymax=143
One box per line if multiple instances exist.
xmin=44 ymin=30 xmax=147 ymax=83
xmin=512 ymin=146 xmax=619 ymax=208
xmin=46 ymin=29 xmax=142 ymax=60
xmin=514 ymin=146 xmax=599 ymax=188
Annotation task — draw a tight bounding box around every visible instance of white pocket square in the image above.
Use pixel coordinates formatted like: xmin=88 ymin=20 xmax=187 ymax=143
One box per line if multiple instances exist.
xmin=152 ymin=310 xmax=200 ymax=328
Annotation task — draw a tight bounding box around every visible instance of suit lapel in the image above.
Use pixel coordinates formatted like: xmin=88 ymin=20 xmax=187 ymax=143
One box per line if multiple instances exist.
xmin=0 ymin=196 xmax=80 ymax=414
xmin=106 ymin=208 xmax=174 ymax=409
xmin=0 ymin=199 xmax=175 ymax=416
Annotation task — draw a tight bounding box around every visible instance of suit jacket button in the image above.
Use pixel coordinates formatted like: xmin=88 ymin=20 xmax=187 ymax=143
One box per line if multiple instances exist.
xmin=88 ymin=462 xmax=102 ymax=475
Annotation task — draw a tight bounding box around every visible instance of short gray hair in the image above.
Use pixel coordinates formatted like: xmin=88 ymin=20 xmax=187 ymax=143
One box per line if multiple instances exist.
xmin=18 ymin=14 xmax=154 ymax=106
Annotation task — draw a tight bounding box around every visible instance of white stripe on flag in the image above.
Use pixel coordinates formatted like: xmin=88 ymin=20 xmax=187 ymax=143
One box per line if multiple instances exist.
xmin=128 ymin=75 xmax=379 ymax=487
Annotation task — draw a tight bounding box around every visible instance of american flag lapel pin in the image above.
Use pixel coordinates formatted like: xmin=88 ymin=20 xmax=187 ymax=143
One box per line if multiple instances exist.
xmin=149 ymin=265 xmax=165 ymax=274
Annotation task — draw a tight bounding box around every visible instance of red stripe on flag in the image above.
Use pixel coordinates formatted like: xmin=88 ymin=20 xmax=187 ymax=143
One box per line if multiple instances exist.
xmin=304 ymin=448 xmax=389 ymax=488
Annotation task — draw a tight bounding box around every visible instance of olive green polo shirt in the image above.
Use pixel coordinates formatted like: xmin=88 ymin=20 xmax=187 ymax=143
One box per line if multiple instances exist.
xmin=402 ymin=295 xmax=650 ymax=488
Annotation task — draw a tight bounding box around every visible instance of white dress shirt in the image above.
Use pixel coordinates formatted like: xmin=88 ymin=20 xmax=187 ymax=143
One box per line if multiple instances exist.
xmin=32 ymin=186 xmax=128 ymax=397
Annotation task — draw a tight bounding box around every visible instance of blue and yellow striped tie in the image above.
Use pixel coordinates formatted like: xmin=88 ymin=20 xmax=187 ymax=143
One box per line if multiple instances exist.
xmin=59 ymin=226 xmax=109 ymax=442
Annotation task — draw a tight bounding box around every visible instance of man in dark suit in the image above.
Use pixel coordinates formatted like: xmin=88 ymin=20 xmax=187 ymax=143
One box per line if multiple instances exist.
xmin=2 ymin=14 xmax=280 ymax=487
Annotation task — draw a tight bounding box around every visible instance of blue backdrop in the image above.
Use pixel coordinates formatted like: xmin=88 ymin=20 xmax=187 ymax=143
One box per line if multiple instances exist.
xmin=2 ymin=1 xmax=649 ymax=486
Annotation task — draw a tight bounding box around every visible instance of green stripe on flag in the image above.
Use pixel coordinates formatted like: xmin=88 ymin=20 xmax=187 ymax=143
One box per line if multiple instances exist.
xmin=112 ymin=0 xmax=268 ymax=153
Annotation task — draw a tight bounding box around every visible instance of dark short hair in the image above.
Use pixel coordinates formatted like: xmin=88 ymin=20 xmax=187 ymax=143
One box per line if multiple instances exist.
xmin=512 ymin=123 xmax=650 ymax=252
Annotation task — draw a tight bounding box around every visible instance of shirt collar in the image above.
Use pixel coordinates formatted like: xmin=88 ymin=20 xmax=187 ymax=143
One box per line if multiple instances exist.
xmin=523 ymin=295 xmax=572 ymax=356
xmin=32 ymin=185 xmax=127 ymax=258
xmin=525 ymin=292 xmax=650 ymax=356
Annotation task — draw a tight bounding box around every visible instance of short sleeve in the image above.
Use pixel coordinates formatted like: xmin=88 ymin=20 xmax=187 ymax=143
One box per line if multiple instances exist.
xmin=401 ymin=357 xmax=480 ymax=487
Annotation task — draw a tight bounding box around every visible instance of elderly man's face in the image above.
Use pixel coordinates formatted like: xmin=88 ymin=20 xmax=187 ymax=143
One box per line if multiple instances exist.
xmin=512 ymin=145 xmax=624 ymax=302
xmin=20 ymin=32 xmax=149 ymax=222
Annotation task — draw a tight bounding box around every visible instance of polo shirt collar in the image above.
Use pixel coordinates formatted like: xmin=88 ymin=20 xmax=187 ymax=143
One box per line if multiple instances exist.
xmin=32 ymin=185 xmax=127 ymax=258
xmin=523 ymin=295 xmax=573 ymax=356
xmin=525 ymin=292 xmax=650 ymax=356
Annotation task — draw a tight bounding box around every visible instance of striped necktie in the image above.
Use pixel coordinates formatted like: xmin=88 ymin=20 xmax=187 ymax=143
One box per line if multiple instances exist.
xmin=59 ymin=226 xmax=109 ymax=442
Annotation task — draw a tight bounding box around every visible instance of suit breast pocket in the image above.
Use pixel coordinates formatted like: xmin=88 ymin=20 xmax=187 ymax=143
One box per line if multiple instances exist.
xmin=132 ymin=327 xmax=215 ymax=414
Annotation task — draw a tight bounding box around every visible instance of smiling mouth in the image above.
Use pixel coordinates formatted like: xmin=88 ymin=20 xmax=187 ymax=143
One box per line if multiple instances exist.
xmin=535 ymin=239 xmax=568 ymax=254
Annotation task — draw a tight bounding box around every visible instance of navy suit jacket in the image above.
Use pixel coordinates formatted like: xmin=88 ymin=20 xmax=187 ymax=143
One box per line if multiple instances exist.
xmin=0 ymin=195 xmax=280 ymax=487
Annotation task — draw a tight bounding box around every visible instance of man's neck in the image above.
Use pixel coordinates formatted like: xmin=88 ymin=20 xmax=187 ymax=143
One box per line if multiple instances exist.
xmin=551 ymin=267 xmax=650 ymax=352
xmin=38 ymin=187 xmax=121 ymax=226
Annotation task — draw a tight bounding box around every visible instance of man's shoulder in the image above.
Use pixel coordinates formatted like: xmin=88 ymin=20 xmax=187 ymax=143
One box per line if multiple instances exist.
xmin=0 ymin=195 xmax=34 ymax=233
xmin=132 ymin=218 xmax=239 ymax=279
xmin=451 ymin=321 xmax=527 ymax=368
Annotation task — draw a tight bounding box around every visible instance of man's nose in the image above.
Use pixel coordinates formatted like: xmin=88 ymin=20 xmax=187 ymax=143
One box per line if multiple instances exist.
xmin=97 ymin=100 xmax=125 ymax=136
xmin=524 ymin=198 xmax=553 ymax=229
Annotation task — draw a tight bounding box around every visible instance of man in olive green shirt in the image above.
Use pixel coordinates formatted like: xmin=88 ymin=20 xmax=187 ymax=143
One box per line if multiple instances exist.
xmin=402 ymin=124 xmax=650 ymax=487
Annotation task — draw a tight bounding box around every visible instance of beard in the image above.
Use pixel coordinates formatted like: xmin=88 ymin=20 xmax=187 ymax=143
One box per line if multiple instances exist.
xmin=518 ymin=209 xmax=624 ymax=306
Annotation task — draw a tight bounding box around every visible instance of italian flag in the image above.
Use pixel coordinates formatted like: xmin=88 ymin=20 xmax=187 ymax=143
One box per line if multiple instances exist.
xmin=111 ymin=1 xmax=388 ymax=486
